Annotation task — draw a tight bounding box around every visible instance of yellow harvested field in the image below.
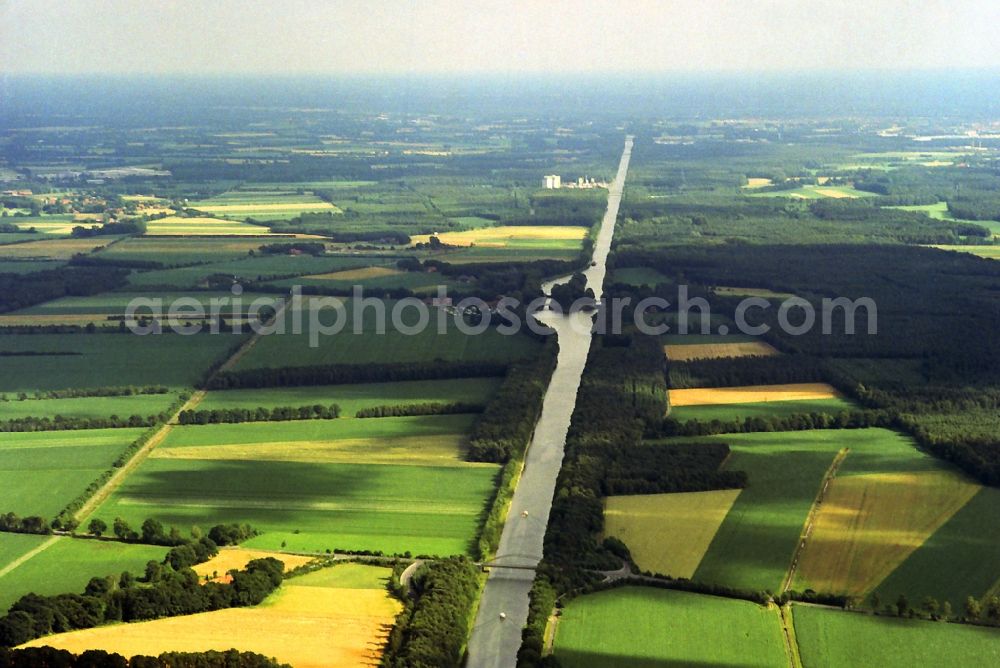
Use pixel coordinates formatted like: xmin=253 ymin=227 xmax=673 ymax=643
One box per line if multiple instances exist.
xmin=744 ymin=178 xmax=773 ymax=188
xmin=664 ymin=341 xmax=780 ymax=361
xmin=605 ymin=490 xmax=742 ymax=577
xmin=145 ymin=216 xmax=273 ymax=236
xmin=714 ymin=286 xmax=795 ymax=299
xmin=23 ymin=565 xmax=402 ymax=668
xmin=793 ymin=470 xmax=980 ymax=596
xmin=151 ymin=434 xmax=487 ymax=467
xmin=304 ymin=266 xmax=402 ymax=281
xmin=0 ymin=238 xmax=115 ymax=259
xmin=669 ymin=383 xmax=841 ymax=407
xmin=410 ymin=225 xmax=587 ymax=247
xmin=813 ymin=188 xmax=857 ymax=198
xmin=193 ymin=548 xmax=315 ymax=583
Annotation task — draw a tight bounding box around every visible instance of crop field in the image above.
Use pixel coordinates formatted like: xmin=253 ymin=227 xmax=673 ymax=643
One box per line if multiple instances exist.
xmin=4 ymin=214 xmax=99 ymax=236
xmin=143 ymin=216 xmax=274 ymax=236
xmin=419 ymin=245 xmax=581 ymax=263
xmin=0 ymin=533 xmax=49 ymax=577
xmin=410 ymin=225 xmax=588 ymax=249
xmin=0 ymin=428 xmax=146 ymax=516
xmin=0 ymin=537 xmax=167 ymax=613
xmin=929 ymin=244 xmax=1000 ymax=260
xmin=11 ymin=290 xmax=275 ymax=316
xmin=792 ymin=470 xmax=980 ymax=597
xmin=670 ymin=398 xmax=854 ymax=422
xmin=0 ymin=260 xmax=64 ymax=274
xmin=744 ymin=177 xmax=774 ymax=188
xmin=198 ymin=377 xmax=502 ymax=415
xmin=875 ymin=486 xmax=1000 ymax=609
xmin=91 ymin=415 xmax=500 ymax=555
xmin=553 ymin=587 xmax=788 ymax=667
xmin=0 ymin=237 xmax=118 ymax=260
xmin=714 ymin=286 xmax=796 ymax=298
xmin=272 ymin=265 xmax=463 ymax=293
xmin=610 ymin=267 xmax=669 ymax=287
xmin=97 ymin=237 xmax=270 ymax=264
xmin=0 ymin=333 xmax=240 ymax=392
xmin=0 ymin=392 xmax=179 ymax=421
xmin=192 ymin=547 xmax=314 ymax=582
xmin=664 ymin=339 xmax=780 ymax=360
xmin=748 ymin=185 xmax=875 ymax=199
xmin=669 ymin=383 xmax=842 ymax=407
xmin=688 ymin=429 xmax=903 ymax=591
xmin=792 ymin=605 xmax=1000 ymax=668
xmin=126 ymin=254 xmax=382 ymax=288
xmin=189 ymin=191 xmax=341 ymax=221
xmin=232 ymin=298 xmax=541 ymax=369
xmin=21 ymin=563 xmax=402 ymax=668
xmin=604 ymin=490 xmax=742 ymax=577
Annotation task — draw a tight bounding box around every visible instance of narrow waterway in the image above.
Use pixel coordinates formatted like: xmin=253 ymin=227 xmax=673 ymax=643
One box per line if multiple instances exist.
xmin=465 ymin=135 xmax=633 ymax=668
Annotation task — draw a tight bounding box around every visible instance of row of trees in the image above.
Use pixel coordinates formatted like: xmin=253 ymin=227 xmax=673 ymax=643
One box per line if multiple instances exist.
xmin=1 ymin=414 xmax=161 ymax=432
xmin=177 ymin=404 xmax=341 ymax=425
xmin=1 ymin=386 xmax=170 ymax=401
xmin=355 ymin=402 xmax=483 ymax=418
xmin=0 ymin=266 xmax=129 ymax=314
xmin=0 ymin=648 xmax=288 ymax=667
xmin=207 ymin=360 xmax=509 ymax=390
xmin=381 ymin=557 xmax=481 ymax=668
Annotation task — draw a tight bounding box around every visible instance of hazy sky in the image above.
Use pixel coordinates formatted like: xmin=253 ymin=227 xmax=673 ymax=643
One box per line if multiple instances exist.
xmin=3 ymin=0 xmax=999 ymax=75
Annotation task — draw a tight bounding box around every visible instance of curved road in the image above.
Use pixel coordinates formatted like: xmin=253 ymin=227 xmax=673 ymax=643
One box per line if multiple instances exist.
xmin=466 ymin=136 xmax=633 ymax=668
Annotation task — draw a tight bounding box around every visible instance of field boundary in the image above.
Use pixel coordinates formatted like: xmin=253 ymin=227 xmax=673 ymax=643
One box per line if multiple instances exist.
xmin=0 ymin=535 xmax=60 ymax=580
xmin=778 ymin=603 xmax=804 ymax=668
xmin=781 ymin=447 xmax=849 ymax=593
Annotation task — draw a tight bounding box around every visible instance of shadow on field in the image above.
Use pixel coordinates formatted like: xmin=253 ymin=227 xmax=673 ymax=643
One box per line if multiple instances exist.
xmin=553 ymin=649 xmax=768 ymax=668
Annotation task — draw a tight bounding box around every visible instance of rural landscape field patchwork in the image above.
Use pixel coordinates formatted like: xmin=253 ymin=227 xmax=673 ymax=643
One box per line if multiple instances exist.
xmin=3 ymin=18 xmax=1000 ymax=667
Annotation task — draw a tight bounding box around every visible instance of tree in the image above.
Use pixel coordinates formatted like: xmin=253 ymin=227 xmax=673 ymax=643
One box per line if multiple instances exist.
xmin=88 ymin=518 xmax=107 ymax=537
xmin=921 ymin=596 xmax=940 ymax=620
xmin=869 ymin=591 xmax=881 ymax=612
xmin=113 ymin=518 xmax=136 ymax=541
xmin=895 ymin=594 xmax=909 ymax=617
xmin=941 ymin=601 xmax=953 ymax=620
xmin=965 ymin=596 xmax=982 ymax=621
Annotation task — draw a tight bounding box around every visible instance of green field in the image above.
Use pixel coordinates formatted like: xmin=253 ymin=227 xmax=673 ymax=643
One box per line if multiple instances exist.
xmin=553 ymin=587 xmax=788 ymax=667
xmin=611 ymin=267 xmax=669 ymax=287
xmin=270 ymin=267 xmax=463 ymax=294
xmin=0 ymin=428 xmax=145 ymax=516
xmin=748 ymin=185 xmax=876 ymax=199
xmin=144 ymin=216 xmax=274 ymax=236
xmin=89 ymin=415 xmax=500 ymax=556
xmin=792 ymin=605 xmax=1000 ymax=667
xmin=873 ymin=486 xmax=1000 ymax=609
xmin=929 ymin=244 xmax=1000 ymax=260
xmin=0 ymin=333 xmax=241 ymax=392
xmin=126 ymin=254 xmax=384 ymax=288
xmin=232 ymin=298 xmax=541 ymax=369
xmin=97 ymin=237 xmax=269 ymax=265
xmin=198 ymin=377 xmax=501 ymax=415
xmin=688 ymin=429 xmax=920 ymax=591
xmin=11 ymin=291 xmax=275 ymax=316
xmin=188 ymin=191 xmax=341 ymax=221
xmin=0 ymin=533 xmax=48 ymax=574
xmin=0 ymin=260 xmax=64 ymax=274
xmin=0 ymin=537 xmax=167 ymax=613
xmin=0 ymin=392 xmax=179 ymax=421
xmin=669 ymin=397 xmax=855 ymax=422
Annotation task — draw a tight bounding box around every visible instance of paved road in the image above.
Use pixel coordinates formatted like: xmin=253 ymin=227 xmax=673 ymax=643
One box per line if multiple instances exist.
xmin=465 ymin=136 xmax=633 ymax=668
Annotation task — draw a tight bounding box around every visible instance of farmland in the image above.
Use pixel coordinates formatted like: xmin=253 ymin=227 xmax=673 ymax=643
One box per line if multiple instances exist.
xmin=0 ymin=333 xmax=241 ymax=392
xmin=188 ymin=191 xmax=341 ymax=221
xmin=792 ymin=605 xmax=1000 ymax=668
xmin=410 ymin=225 xmax=588 ymax=250
xmin=0 ymin=537 xmax=167 ymax=613
xmin=0 ymin=392 xmax=180 ymax=420
xmin=0 ymin=237 xmax=118 ymax=260
xmin=553 ymin=587 xmax=788 ymax=667
xmin=232 ymin=298 xmax=541 ymax=369
xmin=668 ymin=383 xmax=842 ymax=406
xmin=20 ymin=562 xmax=402 ymax=668
xmin=143 ymin=216 xmax=274 ymax=236
xmin=664 ymin=339 xmax=780 ymax=361
xmin=603 ymin=489 xmax=742 ymax=577
xmin=197 ymin=376 xmax=502 ymax=415
xmin=88 ymin=416 xmax=501 ymax=555
xmin=0 ymin=428 xmax=146 ymax=516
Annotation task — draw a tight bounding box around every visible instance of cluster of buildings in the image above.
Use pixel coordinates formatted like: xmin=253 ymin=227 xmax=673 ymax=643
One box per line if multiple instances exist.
xmin=541 ymin=174 xmax=607 ymax=189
